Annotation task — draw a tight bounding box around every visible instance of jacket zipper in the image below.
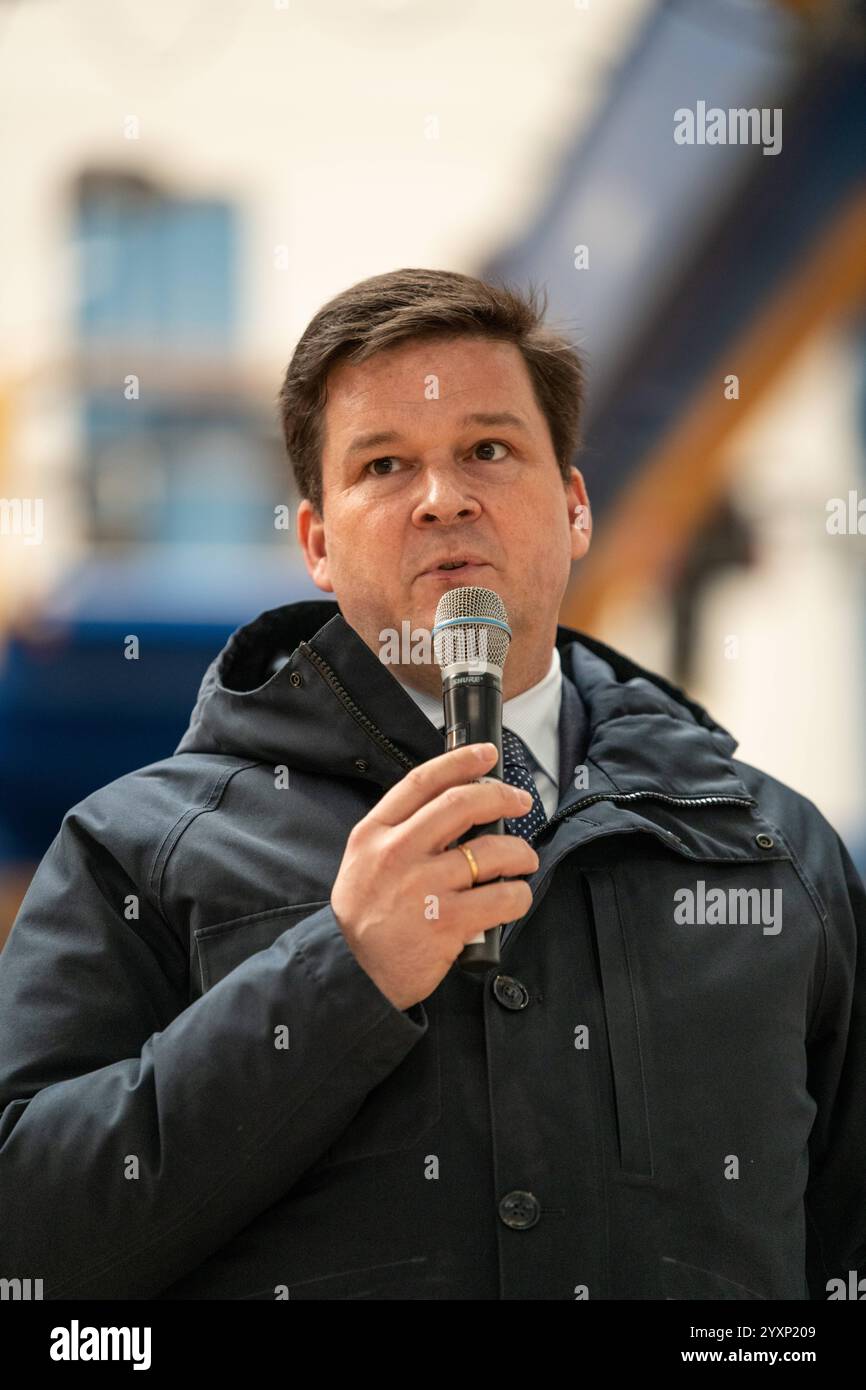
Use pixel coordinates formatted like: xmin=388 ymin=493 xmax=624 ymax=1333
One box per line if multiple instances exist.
xmin=527 ymin=790 xmax=757 ymax=846
xmin=300 ymin=643 xmax=417 ymax=772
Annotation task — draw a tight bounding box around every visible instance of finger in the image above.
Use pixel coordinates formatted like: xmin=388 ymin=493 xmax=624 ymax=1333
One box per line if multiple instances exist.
xmin=400 ymin=778 xmax=533 ymax=854
xmin=439 ymin=879 xmax=535 ymax=938
xmin=442 ymin=834 xmax=539 ymax=892
xmin=366 ymin=742 xmax=498 ymax=830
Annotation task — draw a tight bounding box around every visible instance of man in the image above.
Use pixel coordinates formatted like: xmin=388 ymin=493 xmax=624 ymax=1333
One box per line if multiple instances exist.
xmin=0 ymin=269 xmax=864 ymax=1300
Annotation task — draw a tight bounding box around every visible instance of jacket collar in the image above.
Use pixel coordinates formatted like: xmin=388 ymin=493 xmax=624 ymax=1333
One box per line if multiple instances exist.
xmin=177 ymin=600 xmax=754 ymax=806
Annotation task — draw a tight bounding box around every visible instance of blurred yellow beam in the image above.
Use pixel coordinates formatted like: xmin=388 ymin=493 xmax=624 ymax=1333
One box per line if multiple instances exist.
xmin=563 ymin=187 xmax=866 ymax=634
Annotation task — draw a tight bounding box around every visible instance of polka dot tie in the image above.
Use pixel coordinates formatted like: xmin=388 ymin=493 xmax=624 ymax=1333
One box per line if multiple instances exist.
xmin=501 ymin=727 xmax=548 ymax=842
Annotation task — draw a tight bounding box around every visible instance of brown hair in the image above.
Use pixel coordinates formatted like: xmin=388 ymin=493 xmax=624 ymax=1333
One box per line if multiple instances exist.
xmin=277 ymin=267 xmax=586 ymax=516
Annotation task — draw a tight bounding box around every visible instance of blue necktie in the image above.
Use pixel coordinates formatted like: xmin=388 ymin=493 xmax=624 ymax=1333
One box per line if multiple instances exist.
xmin=501 ymin=727 xmax=548 ymax=841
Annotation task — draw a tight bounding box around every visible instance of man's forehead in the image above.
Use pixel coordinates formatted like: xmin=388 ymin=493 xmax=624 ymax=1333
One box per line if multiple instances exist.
xmin=324 ymin=337 xmax=538 ymax=433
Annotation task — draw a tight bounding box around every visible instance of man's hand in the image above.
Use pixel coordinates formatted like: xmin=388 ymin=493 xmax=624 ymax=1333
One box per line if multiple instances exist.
xmin=330 ymin=742 xmax=539 ymax=1010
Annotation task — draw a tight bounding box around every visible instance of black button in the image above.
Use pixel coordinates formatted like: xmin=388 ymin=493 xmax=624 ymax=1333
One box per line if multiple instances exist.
xmin=492 ymin=974 xmax=530 ymax=1010
xmin=499 ymin=1190 xmax=540 ymax=1230
xmin=290 ymin=671 xmax=302 ymax=687
xmin=354 ymin=758 xmax=369 ymax=773
xmin=755 ymin=833 xmax=774 ymax=849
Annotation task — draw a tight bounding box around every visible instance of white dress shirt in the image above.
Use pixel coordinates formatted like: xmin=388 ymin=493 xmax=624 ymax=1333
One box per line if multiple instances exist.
xmin=394 ymin=646 xmax=563 ymax=818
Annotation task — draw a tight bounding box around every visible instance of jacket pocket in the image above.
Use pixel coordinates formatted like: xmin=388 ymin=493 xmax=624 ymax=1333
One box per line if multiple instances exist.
xmin=194 ymin=901 xmax=442 ymax=1167
xmin=582 ymin=869 xmax=654 ymax=1178
xmin=194 ymin=901 xmax=330 ymax=993
xmin=660 ymin=1255 xmax=766 ymax=1300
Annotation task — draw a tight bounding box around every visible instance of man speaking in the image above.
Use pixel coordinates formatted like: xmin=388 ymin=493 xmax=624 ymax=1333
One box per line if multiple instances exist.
xmin=0 ymin=269 xmax=864 ymax=1300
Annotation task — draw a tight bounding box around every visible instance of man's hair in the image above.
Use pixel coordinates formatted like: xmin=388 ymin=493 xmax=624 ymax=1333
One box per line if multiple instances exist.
xmin=277 ymin=267 xmax=586 ymax=517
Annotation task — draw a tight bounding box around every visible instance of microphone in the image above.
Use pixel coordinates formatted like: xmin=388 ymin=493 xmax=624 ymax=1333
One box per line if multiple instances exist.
xmin=432 ymin=586 xmax=512 ymax=973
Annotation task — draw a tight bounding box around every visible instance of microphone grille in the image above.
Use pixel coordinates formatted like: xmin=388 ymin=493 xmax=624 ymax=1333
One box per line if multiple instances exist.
xmin=432 ymin=585 xmax=511 ymax=672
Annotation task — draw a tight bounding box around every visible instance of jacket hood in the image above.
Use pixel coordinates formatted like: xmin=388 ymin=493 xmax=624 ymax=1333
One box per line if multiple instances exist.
xmin=175 ymin=600 xmax=751 ymax=802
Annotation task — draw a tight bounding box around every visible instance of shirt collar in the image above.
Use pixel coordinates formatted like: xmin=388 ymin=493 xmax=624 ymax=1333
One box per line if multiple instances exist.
xmin=394 ymin=646 xmax=563 ymax=786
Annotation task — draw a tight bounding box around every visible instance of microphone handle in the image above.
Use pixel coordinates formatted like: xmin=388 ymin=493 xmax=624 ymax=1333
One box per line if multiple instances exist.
xmin=441 ymin=672 xmax=505 ymax=973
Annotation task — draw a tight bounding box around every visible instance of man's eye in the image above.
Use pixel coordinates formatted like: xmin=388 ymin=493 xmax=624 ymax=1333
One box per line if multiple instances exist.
xmin=365 ymin=441 xmax=509 ymax=475
xmin=366 ymin=457 xmax=402 ymax=476
xmin=473 ymin=440 xmax=510 ymax=461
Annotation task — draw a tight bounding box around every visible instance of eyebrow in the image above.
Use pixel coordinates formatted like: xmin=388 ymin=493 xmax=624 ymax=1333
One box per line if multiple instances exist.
xmin=343 ymin=412 xmax=530 ymax=458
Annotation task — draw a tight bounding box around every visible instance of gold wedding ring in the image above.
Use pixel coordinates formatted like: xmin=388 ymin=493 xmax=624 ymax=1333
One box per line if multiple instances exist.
xmin=457 ymin=841 xmax=479 ymax=888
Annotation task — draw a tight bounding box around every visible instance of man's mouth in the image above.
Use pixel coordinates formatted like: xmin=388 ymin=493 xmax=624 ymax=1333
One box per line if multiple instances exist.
xmin=420 ymin=556 xmax=491 ymax=577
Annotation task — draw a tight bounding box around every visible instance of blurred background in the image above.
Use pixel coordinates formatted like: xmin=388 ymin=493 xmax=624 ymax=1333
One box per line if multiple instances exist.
xmin=1 ymin=0 xmax=865 ymax=945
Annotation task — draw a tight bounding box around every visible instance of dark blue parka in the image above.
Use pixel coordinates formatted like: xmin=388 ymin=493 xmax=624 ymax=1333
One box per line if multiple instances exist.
xmin=1 ymin=600 xmax=864 ymax=1300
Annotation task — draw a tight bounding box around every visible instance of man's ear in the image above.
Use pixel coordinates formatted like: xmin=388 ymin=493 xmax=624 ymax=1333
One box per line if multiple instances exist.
xmin=567 ymin=466 xmax=591 ymax=561
xmin=297 ymin=498 xmax=335 ymax=593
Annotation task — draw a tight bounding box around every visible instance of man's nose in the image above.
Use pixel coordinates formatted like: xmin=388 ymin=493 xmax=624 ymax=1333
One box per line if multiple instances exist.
xmin=411 ymin=468 xmax=482 ymax=525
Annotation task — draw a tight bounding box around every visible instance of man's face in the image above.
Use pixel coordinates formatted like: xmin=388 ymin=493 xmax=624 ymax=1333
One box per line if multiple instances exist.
xmin=297 ymin=334 xmax=591 ymax=699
